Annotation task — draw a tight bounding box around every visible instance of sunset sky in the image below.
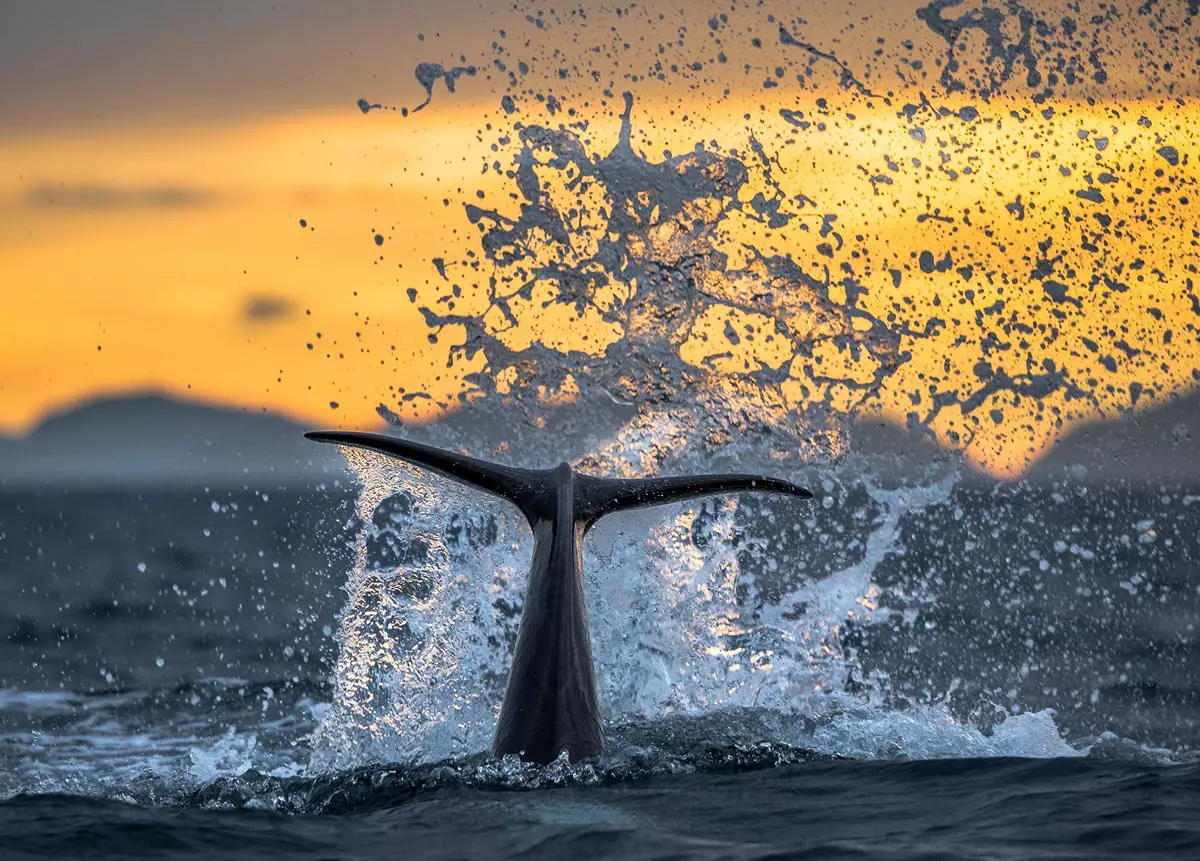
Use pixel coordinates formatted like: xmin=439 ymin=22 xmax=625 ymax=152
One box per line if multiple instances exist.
xmin=2 ymin=0 xmax=1197 ymax=477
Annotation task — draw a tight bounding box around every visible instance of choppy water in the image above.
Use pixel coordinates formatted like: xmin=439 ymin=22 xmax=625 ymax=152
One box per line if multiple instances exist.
xmin=1 ymin=470 xmax=1197 ymax=858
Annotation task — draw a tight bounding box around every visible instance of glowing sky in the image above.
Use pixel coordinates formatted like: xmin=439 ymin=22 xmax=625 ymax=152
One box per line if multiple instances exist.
xmin=1 ymin=0 xmax=1197 ymax=477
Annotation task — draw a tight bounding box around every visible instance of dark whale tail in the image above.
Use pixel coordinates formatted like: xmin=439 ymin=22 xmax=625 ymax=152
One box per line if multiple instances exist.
xmin=305 ymin=430 xmax=551 ymax=521
xmin=304 ymin=430 xmax=811 ymax=526
xmin=305 ymin=430 xmax=813 ymax=764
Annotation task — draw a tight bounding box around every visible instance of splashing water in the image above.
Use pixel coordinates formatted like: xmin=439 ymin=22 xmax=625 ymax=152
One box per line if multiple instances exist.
xmin=304 ymin=0 xmax=1200 ymax=775
xmin=309 ymin=447 xmax=524 ymax=770
xmin=354 ymin=0 xmax=1198 ymax=481
xmin=306 ymin=443 xmax=1085 ymax=775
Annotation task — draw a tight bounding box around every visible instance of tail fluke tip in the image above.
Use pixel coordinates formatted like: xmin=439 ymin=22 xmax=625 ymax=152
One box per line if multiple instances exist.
xmin=305 ymin=430 xmax=352 ymax=445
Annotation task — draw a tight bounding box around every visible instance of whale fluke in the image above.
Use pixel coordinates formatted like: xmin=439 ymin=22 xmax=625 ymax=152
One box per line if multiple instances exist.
xmin=304 ymin=430 xmax=550 ymax=523
xmin=575 ymin=473 xmax=812 ymax=527
xmin=306 ymin=429 xmax=813 ymax=764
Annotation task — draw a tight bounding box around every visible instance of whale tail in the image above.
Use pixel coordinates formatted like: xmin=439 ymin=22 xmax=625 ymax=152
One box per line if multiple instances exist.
xmin=306 ymin=429 xmax=813 ymax=764
xmin=304 ymin=430 xmax=813 ymax=530
xmin=304 ymin=430 xmax=551 ymax=521
xmin=574 ymin=472 xmax=813 ymax=530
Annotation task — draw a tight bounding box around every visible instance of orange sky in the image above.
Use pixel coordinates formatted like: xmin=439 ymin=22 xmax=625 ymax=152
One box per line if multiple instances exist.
xmin=2 ymin=1 xmax=1198 ymax=477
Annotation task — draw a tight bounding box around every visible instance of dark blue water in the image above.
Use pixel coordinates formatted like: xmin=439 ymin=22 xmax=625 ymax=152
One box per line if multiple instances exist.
xmin=5 ymin=758 xmax=1199 ymax=860
xmin=1 ymin=474 xmax=1197 ymax=859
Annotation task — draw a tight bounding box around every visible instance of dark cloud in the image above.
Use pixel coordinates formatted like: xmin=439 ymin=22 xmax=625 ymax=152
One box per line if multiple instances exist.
xmin=24 ymin=183 xmax=214 ymax=210
xmin=2 ymin=1 xmax=1195 ymax=132
xmin=243 ymin=293 xmax=295 ymax=323
xmin=0 ymin=0 xmax=481 ymax=130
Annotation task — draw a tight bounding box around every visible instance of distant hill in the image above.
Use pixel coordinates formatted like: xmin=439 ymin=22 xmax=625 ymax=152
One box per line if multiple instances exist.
xmin=0 ymin=390 xmax=644 ymax=490
xmin=847 ymin=390 xmax=1200 ymax=487
xmin=1024 ymin=389 xmax=1200 ymax=485
xmin=0 ymin=393 xmax=344 ymax=489
xmin=2 ymin=386 xmax=1196 ymax=490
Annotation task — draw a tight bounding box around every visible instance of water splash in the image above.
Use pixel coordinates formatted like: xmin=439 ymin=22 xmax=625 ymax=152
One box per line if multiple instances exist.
xmin=307 ymin=0 xmax=1200 ymax=773
xmin=408 ymin=91 xmax=928 ymax=477
xmin=306 ymin=436 xmax=1070 ymax=772
xmin=309 ymin=449 xmax=525 ymax=771
xmin=343 ymin=0 xmax=1199 ymax=480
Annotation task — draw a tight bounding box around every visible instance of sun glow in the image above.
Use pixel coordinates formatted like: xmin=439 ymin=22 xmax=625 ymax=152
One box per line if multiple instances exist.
xmin=1 ymin=86 xmax=1196 ymax=477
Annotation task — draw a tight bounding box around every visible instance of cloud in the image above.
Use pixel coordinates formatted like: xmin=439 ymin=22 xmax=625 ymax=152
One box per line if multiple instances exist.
xmin=23 ymin=183 xmax=214 ymax=210
xmin=242 ymin=293 xmax=295 ymax=323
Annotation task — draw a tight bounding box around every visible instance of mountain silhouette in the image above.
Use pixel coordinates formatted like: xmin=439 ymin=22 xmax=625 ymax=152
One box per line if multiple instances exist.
xmin=2 ymin=387 xmax=1196 ymax=489
xmin=1024 ymin=388 xmax=1199 ymax=485
xmin=847 ymin=389 xmax=1200 ymax=487
xmin=0 ymin=393 xmax=343 ymax=488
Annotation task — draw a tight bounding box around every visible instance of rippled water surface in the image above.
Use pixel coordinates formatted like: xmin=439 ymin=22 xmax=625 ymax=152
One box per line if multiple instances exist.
xmin=1 ymin=476 xmax=1197 ymax=858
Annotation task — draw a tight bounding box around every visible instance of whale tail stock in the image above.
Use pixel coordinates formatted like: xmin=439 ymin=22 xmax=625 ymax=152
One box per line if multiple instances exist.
xmin=303 ymin=430 xmax=813 ymax=531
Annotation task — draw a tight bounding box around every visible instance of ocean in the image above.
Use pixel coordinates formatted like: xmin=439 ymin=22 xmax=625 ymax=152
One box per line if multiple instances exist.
xmin=1 ymin=469 xmax=1197 ymax=859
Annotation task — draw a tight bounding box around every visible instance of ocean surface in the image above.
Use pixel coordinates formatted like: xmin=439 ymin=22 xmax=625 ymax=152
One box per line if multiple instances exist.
xmin=1 ymin=471 xmax=1197 ymax=860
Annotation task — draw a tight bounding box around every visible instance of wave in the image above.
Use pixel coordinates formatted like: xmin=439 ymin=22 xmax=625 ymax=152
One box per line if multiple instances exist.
xmin=7 ymin=672 xmax=1191 ymax=815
